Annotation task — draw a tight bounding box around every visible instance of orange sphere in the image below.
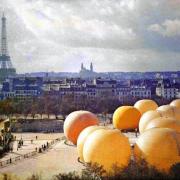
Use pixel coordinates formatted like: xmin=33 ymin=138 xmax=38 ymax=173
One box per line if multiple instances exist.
xmin=63 ymin=111 xmax=99 ymax=145
xmin=134 ymin=99 xmax=158 ymax=115
xmin=144 ymin=117 xmax=180 ymax=133
xmin=113 ymin=106 xmax=141 ymax=130
xmin=77 ymin=125 xmax=105 ymax=162
xmin=170 ymin=99 xmax=180 ymax=109
xmin=134 ymin=128 xmax=180 ymax=172
xmin=157 ymin=105 xmax=180 ymax=121
xmin=157 ymin=105 xmax=174 ymax=117
xmin=83 ymin=129 xmax=131 ymax=173
xmin=139 ymin=110 xmax=162 ymax=134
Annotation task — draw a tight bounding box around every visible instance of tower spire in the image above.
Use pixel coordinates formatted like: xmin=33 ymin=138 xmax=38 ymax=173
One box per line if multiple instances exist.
xmin=1 ymin=12 xmax=8 ymax=56
xmin=81 ymin=62 xmax=84 ymax=70
xmin=90 ymin=62 xmax=93 ymax=72
xmin=0 ymin=13 xmax=16 ymax=82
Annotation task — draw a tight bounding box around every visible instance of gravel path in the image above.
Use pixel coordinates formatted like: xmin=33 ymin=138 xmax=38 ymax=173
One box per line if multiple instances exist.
xmin=0 ymin=133 xmax=83 ymax=180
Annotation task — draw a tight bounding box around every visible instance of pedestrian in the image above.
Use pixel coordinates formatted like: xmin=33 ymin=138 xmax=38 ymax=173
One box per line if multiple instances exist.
xmin=36 ymin=136 xmax=38 ymax=140
xmin=20 ymin=138 xmax=22 ymax=146
xmin=18 ymin=141 xmax=20 ymax=148
xmin=43 ymin=144 xmax=46 ymax=151
xmin=39 ymin=148 xmax=42 ymax=153
xmin=46 ymin=142 xmax=49 ymax=148
xmin=10 ymin=158 xmax=12 ymax=164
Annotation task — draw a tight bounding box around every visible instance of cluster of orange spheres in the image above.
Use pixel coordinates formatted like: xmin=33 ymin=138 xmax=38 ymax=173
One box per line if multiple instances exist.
xmin=63 ymin=99 xmax=180 ymax=173
xmin=139 ymin=100 xmax=180 ymax=134
xmin=113 ymin=99 xmax=158 ymax=130
xmin=64 ymin=110 xmax=131 ymax=173
xmin=135 ymin=99 xmax=180 ymax=172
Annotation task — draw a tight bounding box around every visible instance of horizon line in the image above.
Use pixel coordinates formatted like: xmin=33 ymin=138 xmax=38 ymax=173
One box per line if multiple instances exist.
xmin=18 ymin=70 xmax=180 ymax=74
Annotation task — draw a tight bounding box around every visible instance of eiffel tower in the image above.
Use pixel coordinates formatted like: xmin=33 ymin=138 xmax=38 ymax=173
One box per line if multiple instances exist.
xmin=0 ymin=13 xmax=16 ymax=82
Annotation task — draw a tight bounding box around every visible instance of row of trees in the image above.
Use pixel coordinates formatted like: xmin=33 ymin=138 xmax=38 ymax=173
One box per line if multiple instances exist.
xmin=0 ymin=94 xmax=121 ymax=117
xmin=0 ymin=93 xmax=172 ymax=117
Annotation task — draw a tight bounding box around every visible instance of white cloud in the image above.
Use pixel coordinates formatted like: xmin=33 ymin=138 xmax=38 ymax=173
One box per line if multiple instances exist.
xmin=148 ymin=19 xmax=180 ymax=37
xmin=120 ymin=0 xmax=135 ymax=10
xmin=0 ymin=0 xmax=180 ymax=73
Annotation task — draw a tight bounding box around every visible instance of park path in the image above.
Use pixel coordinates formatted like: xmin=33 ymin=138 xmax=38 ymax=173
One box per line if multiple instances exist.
xmin=0 ymin=133 xmax=83 ymax=180
xmin=0 ymin=133 xmax=64 ymax=163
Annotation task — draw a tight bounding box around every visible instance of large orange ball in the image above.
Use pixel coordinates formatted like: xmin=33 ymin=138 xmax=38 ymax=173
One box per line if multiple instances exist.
xmin=83 ymin=129 xmax=131 ymax=173
xmin=144 ymin=117 xmax=180 ymax=133
xmin=170 ymin=99 xmax=180 ymax=109
xmin=139 ymin=110 xmax=162 ymax=134
xmin=63 ymin=111 xmax=99 ymax=144
xmin=113 ymin=106 xmax=141 ymax=130
xmin=134 ymin=99 xmax=158 ymax=115
xmin=134 ymin=128 xmax=180 ymax=172
xmin=157 ymin=105 xmax=180 ymax=121
xmin=77 ymin=125 xmax=105 ymax=162
xmin=157 ymin=105 xmax=174 ymax=117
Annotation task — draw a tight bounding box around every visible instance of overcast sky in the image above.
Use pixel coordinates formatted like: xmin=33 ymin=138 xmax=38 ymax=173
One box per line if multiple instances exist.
xmin=1 ymin=0 xmax=180 ymax=73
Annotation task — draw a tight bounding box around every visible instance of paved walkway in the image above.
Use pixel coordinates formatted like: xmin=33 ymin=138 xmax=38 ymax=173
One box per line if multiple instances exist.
xmin=0 ymin=133 xmax=64 ymax=164
xmin=0 ymin=138 xmax=83 ymax=180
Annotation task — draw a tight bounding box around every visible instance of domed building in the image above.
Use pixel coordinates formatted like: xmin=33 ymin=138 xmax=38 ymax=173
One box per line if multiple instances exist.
xmin=79 ymin=62 xmax=97 ymax=78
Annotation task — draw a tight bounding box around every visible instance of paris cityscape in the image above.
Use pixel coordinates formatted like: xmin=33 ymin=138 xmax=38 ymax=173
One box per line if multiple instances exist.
xmin=0 ymin=0 xmax=180 ymax=180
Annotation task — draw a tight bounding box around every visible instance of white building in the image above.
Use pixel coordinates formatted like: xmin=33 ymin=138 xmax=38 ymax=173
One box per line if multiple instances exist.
xmin=156 ymin=80 xmax=179 ymax=99
xmin=116 ymin=85 xmax=130 ymax=101
xmin=130 ymin=86 xmax=151 ymax=98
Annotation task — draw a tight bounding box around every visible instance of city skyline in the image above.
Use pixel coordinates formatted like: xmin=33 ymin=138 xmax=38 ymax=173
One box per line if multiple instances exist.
xmin=1 ymin=0 xmax=180 ymax=73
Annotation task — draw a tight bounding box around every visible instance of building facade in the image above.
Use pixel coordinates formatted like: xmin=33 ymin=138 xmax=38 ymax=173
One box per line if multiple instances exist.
xmin=1 ymin=77 xmax=43 ymax=100
xmin=0 ymin=76 xmax=179 ymax=101
xmin=156 ymin=79 xmax=179 ymax=99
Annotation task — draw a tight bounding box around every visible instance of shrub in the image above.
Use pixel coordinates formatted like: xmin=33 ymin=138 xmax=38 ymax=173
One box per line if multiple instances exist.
xmin=107 ymin=160 xmax=169 ymax=180
xmin=26 ymin=174 xmax=42 ymax=180
xmin=169 ymin=163 xmax=180 ymax=179
xmin=0 ymin=173 xmax=20 ymax=180
xmin=53 ymin=160 xmax=175 ymax=180
xmin=53 ymin=171 xmax=81 ymax=180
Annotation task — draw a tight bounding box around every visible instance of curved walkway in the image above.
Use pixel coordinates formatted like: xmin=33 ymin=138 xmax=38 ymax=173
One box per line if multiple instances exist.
xmin=0 ymin=137 xmax=83 ymax=180
xmin=0 ymin=133 xmax=65 ymax=168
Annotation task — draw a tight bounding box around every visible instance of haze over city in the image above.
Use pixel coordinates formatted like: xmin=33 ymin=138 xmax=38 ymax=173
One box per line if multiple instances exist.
xmin=1 ymin=0 xmax=180 ymax=73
